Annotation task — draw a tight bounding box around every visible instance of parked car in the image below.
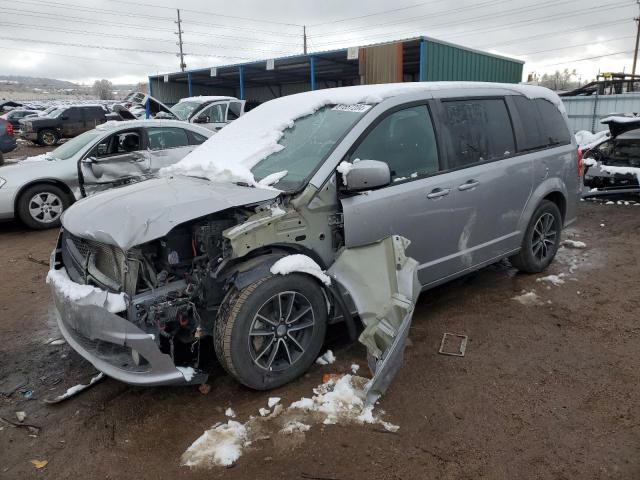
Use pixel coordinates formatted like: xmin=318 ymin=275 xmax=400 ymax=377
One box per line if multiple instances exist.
xmin=164 ymin=96 xmax=246 ymax=131
xmin=0 ymin=118 xmax=17 ymax=162
xmin=0 ymin=109 xmax=40 ymax=130
xmin=0 ymin=100 xmax=23 ymax=113
xmin=48 ymin=83 xmax=580 ymax=398
xmin=20 ymin=105 xmax=109 ymax=146
xmin=583 ymin=116 xmax=640 ymax=198
xmin=0 ymin=120 xmax=212 ymax=229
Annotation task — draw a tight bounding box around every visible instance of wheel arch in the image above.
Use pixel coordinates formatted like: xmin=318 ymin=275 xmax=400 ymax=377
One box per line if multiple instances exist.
xmin=14 ymin=179 xmax=76 ymax=214
xmin=517 ymin=178 xmax=568 ymax=237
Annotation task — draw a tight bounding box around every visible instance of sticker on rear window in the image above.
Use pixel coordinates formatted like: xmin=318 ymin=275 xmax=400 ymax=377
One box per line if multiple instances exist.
xmin=332 ymin=104 xmax=372 ymax=113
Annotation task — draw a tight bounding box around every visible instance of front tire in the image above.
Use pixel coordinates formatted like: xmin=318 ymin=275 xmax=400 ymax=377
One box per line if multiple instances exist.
xmin=38 ymin=129 xmax=58 ymax=146
xmin=510 ymin=200 xmax=562 ymax=273
xmin=17 ymin=184 xmax=71 ymax=229
xmin=214 ymin=274 xmax=327 ymax=390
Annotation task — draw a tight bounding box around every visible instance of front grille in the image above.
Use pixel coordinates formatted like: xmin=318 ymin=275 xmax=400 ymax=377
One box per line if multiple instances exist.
xmin=61 ymin=231 xmax=126 ymax=292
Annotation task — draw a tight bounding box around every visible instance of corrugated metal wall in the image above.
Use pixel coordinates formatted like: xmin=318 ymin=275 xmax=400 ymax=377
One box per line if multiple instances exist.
xmin=561 ymin=93 xmax=640 ymax=132
xmin=360 ymin=43 xmax=403 ymax=84
xmin=422 ymin=40 xmax=522 ymax=83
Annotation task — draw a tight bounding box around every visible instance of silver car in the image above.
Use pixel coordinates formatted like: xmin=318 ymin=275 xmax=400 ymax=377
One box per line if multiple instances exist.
xmin=49 ymin=83 xmax=580 ymax=400
xmin=0 ymin=120 xmax=212 ymax=229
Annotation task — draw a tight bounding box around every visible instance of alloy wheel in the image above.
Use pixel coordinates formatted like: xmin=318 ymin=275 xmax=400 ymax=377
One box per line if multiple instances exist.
xmin=28 ymin=192 xmax=63 ymax=224
xmin=248 ymin=291 xmax=315 ymax=372
xmin=531 ymin=212 xmax=557 ymax=261
xmin=41 ymin=132 xmax=56 ymax=145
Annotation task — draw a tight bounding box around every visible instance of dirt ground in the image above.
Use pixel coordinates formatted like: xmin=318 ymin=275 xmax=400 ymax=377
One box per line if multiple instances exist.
xmin=4 ymin=140 xmax=56 ymax=163
xmin=1 ymin=200 xmax=639 ymax=480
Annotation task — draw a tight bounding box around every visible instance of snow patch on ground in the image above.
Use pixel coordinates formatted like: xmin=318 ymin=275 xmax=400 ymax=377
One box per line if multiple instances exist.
xmin=46 ymin=269 xmax=126 ymax=313
xmin=351 ymin=364 xmax=360 ymax=374
xmin=182 ymin=420 xmax=247 ymax=467
xmin=225 ymin=408 xmax=236 ymax=418
xmin=182 ymin=375 xmax=396 ymax=468
xmin=267 ymin=397 xmax=281 ymax=408
xmin=258 ymin=408 xmax=270 ymax=417
xmin=562 ymin=239 xmax=586 ymax=249
xmin=315 ymin=350 xmax=336 ymax=365
xmin=513 ymin=291 xmax=541 ymax=306
xmin=270 ymin=254 xmax=331 ymax=285
xmin=47 ymin=373 xmax=104 ymax=403
xmin=536 ymin=273 xmax=566 ymax=286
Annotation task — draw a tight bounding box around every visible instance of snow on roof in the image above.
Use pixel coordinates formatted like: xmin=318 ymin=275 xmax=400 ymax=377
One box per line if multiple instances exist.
xmin=600 ymin=115 xmax=640 ymax=124
xmin=162 ymin=82 xmax=563 ymax=187
xmin=178 ymin=95 xmax=237 ymax=104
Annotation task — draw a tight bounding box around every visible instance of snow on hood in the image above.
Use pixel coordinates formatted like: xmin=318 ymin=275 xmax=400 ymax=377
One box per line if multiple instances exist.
xmin=600 ymin=115 xmax=640 ymax=124
xmin=178 ymin=95 xmax=237 ymax=103
xmin=62 ymin=176 xmax=279 ymax=250
xmin=575 ymin=130 xmax=610 ymax=150
xmin=162 ymin=82 xmax=562 ymax=187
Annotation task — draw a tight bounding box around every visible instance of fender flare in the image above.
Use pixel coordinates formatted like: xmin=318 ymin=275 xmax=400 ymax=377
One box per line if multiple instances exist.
xmin=516 ymin=178 xmax=568 ymax=235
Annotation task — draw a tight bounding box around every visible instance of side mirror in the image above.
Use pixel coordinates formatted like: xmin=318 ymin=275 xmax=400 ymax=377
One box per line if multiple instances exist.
xmin=342 ymin=159 xmax=391 ymax=191
xmin=193 ymin=116 xmax=209 ymax=124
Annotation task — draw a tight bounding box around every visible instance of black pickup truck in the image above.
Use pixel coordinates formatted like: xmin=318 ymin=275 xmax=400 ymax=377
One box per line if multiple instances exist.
xmin=20 ymin=105 xmax=107 ymax=146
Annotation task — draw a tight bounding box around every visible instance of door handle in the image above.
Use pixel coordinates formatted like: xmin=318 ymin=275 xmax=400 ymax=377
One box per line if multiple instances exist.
xmin=458 ymin=180 xmax=480 ymax=191
xmin=426 ymin=187 xmax=450 ymax=199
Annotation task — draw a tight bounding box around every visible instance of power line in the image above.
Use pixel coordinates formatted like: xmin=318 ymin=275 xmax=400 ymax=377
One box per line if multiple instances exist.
xmin=10 ymin=0 xmax=175 ymax=22
xmin=104 ymin=0 xmax=303 ymax=27
xmin=0 ymin=36 xmax=254 ymax=60
xmin=513 ymin=35 xmax=636 ymax=57
xmin=0 ymin=46 xmax=174 ymax=69
xmin=311 ymin=0 xmax=635 ymax=47
xmin=1 ymin=7 xmax=302 ymax=46
xmin=477 ymin=18 xmax=631 ymax=49
xmin=535 ymin=50 xmax=634 ymax=68
xmin=308 ymin=0 xmax=443 ymax=27
xmin=311 ymin=0 xmax=515 ymax=37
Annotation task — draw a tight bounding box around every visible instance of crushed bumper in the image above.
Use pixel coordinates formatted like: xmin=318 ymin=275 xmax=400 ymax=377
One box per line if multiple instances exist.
xmin=50 ymin=265 xmax=207 ymax=387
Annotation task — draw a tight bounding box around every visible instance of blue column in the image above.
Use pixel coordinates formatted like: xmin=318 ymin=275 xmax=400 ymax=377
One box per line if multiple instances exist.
xmin=148 ymin=77 xmax=153 ymax=97
xmin=239 ymin=65 xmax=244 ymax=100
xmin=419 ymin=39 xmax=425 ymax=82
xmin=310 ymin=55 xmax=316 ymax=91
xmin=187 ymin=71 xmax=193 ymax=97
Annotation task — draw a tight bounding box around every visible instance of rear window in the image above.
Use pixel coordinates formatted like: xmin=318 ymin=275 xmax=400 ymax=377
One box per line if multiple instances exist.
xmin=534 ymin=99 xmax=571 ymax=146
xmin=510 ymin=96 xmax=547 ymax=151
xmin=443 ymin=98 xmax=515 ymax=168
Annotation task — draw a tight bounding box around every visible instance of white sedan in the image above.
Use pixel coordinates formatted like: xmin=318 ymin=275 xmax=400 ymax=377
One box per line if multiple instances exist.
xmin=0 ymin=120 xmax=212 ymax=229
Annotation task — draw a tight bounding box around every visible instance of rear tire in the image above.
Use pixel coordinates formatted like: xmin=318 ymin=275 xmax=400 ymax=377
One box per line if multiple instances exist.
xmin=17 ymin=184 xmax=71 ymax=230
xmin=509 ymin=200 xmax=562 ymax=273
xmin=214 ymin=274 xmax=327 ymax=390
xmin=38 ymin=129 xmax=58 ymax=146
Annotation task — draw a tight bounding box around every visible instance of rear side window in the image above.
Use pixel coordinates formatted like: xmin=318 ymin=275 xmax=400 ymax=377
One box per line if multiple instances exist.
xmin=147 ymin=127 xmax=189 ymax=150
xmin=534 ymin=99 xmax=571 ymax=146
xmin=187 ymin=130 xmax=208 ymax=145
xmin=351 ymin=105 xmax=440 ymax=181
xmin=443 ymin=98 xmax=515 ymax=168
xmin=510 ymin=96 xmax=547 ymax=151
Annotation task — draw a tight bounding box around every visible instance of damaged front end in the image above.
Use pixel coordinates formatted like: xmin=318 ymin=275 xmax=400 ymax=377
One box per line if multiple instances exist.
xmin=50 ymin=178 xmax=420 ymax=396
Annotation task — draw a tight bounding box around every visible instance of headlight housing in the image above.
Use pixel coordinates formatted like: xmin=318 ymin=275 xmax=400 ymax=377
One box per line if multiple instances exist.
xmin=0 ymin=177 xmax=6 ymax=189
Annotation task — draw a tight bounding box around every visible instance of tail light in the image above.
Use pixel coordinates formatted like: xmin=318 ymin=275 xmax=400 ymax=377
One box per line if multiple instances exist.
xmin=5 ymin=122 xmax=13 ymax=137
xmin=576 ymin=147 xmax=583 ymax=178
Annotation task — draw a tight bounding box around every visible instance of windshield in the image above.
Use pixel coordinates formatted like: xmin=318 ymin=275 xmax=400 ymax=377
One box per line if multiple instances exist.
xmin=49 ymin=108 xmax=66 ymax=119
xmin=250 ymin=105 xmax=369 ymax=191
xmin=170 ymin=101 xmax=202 ymax=121
xmin=50 ymin=130 xmax=102 ymax=160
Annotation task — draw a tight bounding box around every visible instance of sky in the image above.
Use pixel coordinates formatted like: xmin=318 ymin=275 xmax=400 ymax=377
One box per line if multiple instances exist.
xmin=0 ymin=0 xmax=637 ymax=85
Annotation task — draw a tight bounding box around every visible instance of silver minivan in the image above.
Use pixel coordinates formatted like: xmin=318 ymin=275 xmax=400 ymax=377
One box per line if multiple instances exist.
xmin=49 ymin=83 xmax=580 ymax=400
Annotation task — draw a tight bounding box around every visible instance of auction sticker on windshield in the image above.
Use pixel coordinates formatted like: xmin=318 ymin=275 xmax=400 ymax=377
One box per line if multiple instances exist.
xmin=332 ymin=104 xmax=372 ymax=113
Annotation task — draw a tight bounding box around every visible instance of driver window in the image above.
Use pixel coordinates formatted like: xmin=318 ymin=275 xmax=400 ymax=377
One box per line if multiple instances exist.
xmin=197 ymin=104 xmax=225 ymax=123
xmin=350 ymin=105 xmax=440 ymax=182
xmin=95 ymin=131 xmax=141 ymax=157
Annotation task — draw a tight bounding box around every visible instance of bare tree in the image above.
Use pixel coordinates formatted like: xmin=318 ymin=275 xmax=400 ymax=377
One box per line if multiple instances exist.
xmin=92 ymin=79 xmax=114 ymax=100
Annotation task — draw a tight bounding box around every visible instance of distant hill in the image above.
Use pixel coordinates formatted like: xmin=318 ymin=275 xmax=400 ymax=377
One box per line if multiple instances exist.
xmin=0 ymin=76 xmax=143 ymax=101
xmin=0 ymin=75 xmax=79 ymax=89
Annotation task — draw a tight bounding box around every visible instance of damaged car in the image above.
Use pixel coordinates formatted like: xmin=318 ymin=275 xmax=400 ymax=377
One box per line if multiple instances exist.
xmin=0 ymin=120 xmax=212 ymax=229
xmin=161 ymin=96 xmax=246 ymax=132
xmin=49 ymin=82 xmax=580 ymax=400
xmin=583 ymin=116 xmax=640 ymax=198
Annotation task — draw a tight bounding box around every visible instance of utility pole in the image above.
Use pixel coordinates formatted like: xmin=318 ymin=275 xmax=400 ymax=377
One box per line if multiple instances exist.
xmin=175 ymin=9 xmax=186 ymax=72
xmin=631 ymin=1 xmax=640 ymax=90
xmin=303 ymin=25 xmax=307 ymax=55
